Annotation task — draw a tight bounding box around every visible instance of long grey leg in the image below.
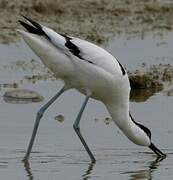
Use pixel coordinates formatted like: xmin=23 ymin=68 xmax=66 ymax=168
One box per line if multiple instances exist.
xmin=73 ymin=96 xmax=96 ymax=163
xmin=23 ymin=86 xmax=66 ymax=161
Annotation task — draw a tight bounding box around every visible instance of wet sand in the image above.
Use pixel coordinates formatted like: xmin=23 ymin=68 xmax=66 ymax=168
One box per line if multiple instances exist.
xmin=1 ymin=0 xmax=173 ymax=43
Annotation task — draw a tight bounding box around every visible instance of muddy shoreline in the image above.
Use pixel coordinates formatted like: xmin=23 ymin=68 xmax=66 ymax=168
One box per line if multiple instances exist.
xmin=1 ymin=0 xmax=173 ymax=43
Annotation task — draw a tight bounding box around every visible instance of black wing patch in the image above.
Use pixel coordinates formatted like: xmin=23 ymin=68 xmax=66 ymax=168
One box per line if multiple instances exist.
xmin=19 ymin=17 xmax=93 ymax=64
xmin=129 ymin=112 xmax=151 ymax=139
xmin=117 ymin=60 xmax=126 ymax=75
xmin=60 ymin=34 xmax=93 ymax=64
xmin=61 ymin=34 xmax=83 ymax=59
xmin=18 ymin=15 xmax=51 ymax=41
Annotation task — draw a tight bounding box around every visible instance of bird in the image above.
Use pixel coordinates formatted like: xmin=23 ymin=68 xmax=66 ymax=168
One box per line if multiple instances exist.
xmin=17 ymin=16 xmax=166 ymax=163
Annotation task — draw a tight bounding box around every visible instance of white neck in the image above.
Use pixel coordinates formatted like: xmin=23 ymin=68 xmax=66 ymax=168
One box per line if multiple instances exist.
xmin=105 ymin=103 xmax=150 ymax=146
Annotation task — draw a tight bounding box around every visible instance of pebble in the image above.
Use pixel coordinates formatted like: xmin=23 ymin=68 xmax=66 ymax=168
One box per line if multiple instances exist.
xmin=3 ymin=89 xmax=44 ymax=103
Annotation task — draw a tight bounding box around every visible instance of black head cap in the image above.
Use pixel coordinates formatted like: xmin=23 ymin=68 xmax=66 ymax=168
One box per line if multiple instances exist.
xmin=129 ymin=112 xmax=166 ymax=158
xmin=129 ymin=112 xmax=151 ymax=139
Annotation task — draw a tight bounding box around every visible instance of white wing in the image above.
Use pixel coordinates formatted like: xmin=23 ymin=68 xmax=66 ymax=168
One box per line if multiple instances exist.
xmin=43 ymin=26 xmax=126 ymax=76
xmin=70 ymin=37 xmax=126 ymax=76
xmin=19 ymin=16 xmax=126 ymax=76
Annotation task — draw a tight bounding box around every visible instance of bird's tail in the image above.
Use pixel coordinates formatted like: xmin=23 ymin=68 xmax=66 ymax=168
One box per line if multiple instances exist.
xmin=18 ymin=15 xmax=51 ymax=40
xmin=18 ymin=15 xmax=67 ymax=51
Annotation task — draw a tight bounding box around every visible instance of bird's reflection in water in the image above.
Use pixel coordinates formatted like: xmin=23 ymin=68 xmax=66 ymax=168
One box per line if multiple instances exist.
xmin=82 ymin=162 xmax=95 ymax=180
xmin=123 ymin=156 xmax=166 ymax=180
xmin=23 ymin=159 xmax=95 ymax=180
xmin=23 ymin=160 xmax=34 ymax=180
xmin=23 ymin=156 xmax=165 ymax=180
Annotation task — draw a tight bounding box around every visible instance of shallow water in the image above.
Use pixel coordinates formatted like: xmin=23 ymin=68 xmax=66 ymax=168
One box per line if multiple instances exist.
xmin=0 ymin=33 xmax=173 ymax=179
xmin=107 ymin=32 xmax=173 ymax=70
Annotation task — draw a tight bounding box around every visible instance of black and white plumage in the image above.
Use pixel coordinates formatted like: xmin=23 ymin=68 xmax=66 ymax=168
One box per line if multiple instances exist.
xmin=17 ymin=16 xmax=166 ymax=162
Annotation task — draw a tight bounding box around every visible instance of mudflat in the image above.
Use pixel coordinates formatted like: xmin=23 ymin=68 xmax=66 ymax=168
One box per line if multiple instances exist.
xmin=1 ymin=0 xmax=173 ymax=43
